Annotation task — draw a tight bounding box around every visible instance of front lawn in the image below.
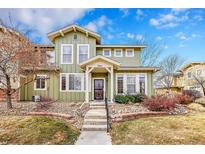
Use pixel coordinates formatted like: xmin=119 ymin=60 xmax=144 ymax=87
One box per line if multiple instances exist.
xmin=0 ymin=116 xmax=79 ymax=145
xmin=111 ymin=113 xmax=205 ymax=144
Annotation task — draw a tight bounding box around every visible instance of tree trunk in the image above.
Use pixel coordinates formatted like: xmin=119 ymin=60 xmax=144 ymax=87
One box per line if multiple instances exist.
xmin=6 ymin=74 xmax=12 ymax=109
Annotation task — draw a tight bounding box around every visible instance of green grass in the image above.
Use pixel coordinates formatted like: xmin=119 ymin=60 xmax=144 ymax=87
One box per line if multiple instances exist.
xmin=0 ymin=116 xmax=79 ymax=145
xmin=111 ymin=113 xmax=205 ymax=145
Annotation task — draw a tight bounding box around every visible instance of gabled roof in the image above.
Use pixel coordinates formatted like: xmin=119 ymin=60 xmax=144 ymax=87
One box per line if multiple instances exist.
xmin=47 ymin=24 xmax=101 ymax=43
xmin=79 ymin=55 xmax=121 ymax=69
xmin=180 ymin=62 xmax=205 ymax=71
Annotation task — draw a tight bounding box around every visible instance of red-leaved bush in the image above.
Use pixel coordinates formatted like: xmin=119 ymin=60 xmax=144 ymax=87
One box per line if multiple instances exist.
xmin=173 ymin=94 xmax=193 ymax=105
xmin=142 ymin=95 xmax=175 ymax=111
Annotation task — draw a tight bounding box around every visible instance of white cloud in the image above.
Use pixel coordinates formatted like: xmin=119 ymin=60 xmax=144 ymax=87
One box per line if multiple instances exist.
xmin=175 ymin=32 xmax=189 ymax=40
xmin=84 ymin=15 xmax=112 ymax=32
xmin=0 ymin=8 xmax=92 ymax=43
xmin=171 ymin=8 xmax=189 ymax=15
xmin=127 ymin=33 xmax=135 ymax=39
xmin=149 ymin=9 xmax=189 ymax=29
xmin=191 ymin=33 xmax=201 ymax=38
xmin=179 ymin=44 xmax=185 ymax=48
xmin=136 ymin=9 xmax=145 ymax=20
xmin=193 ymin=15 xmax=203 ymax=21
xmin=164 ymin=45 xmax=168 ymax=49
xmin=107 ymin=34 xmax=114 ymax=39
xmin=120 ymin=8 xmax=129 ymax=18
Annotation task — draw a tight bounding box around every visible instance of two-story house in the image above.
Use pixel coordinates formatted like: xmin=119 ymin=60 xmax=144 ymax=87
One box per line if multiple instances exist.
xmin=178 ymin=62 xmax=205 ymax=96
xmin=19 ymin=24 xmax=159 ymax=103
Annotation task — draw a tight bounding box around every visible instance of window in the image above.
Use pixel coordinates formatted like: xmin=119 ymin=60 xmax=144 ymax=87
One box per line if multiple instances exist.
xmin=61 ymin=44 xmax=73 ymax=64
xmin=116 ymin=74 xmax=147 ymax=95
xmin=114 ymin=49 xmax=122 ymax=57
xmin=103 ymin=49 xmax=111 ymax=57
xmin=60 ymin=73 xmax=85 ymax=91
xmin=126 ymin=49 xmax=134 ymax=57
xmin=127 ymin=75 xmax=136 ymax=94
xmin=187 ymin=71 xmax=192 ymax=79
xmin=196 ymin=69 xmax=202 ymax=77
xmin=139 ymin=75 xmax=145 ymax=94
xmin=34 ymin=75 xmax=47 ymax=90
xmin=117 ymin=75 xmax=124 ymax=94
xmin=78 ymin=44 xmax=89 ymax=64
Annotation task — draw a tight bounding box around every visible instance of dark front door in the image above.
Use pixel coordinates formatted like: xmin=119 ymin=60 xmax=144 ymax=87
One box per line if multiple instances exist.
xmin=94 ymin=79 xmax=104 ymax=100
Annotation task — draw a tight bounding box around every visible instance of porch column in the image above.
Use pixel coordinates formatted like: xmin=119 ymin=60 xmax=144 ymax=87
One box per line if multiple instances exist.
xmin=110 ymin=66 xmax=114 ymax=103
xmin=85 ymin=66 xmax=89 ymax=103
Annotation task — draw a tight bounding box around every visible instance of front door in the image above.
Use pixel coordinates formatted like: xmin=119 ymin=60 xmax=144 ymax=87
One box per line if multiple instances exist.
xmin=94 ymin=79 xmax=104 ymax=100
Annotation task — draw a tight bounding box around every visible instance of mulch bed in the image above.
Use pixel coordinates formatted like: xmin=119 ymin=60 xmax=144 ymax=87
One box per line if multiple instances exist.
xmin=0 ymin=101 xmax=89 ymax=129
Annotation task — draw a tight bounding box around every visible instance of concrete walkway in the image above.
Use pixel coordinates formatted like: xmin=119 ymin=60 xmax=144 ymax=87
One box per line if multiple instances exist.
xmin=75 ymin=102 xmax=112 ymax=145
xmin=75 ymin=131 xmax=112 ymax=145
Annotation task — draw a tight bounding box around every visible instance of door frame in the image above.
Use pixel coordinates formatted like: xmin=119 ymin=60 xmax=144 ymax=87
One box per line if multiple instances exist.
xmin=92 ymin=77 xmax=106 ymax=101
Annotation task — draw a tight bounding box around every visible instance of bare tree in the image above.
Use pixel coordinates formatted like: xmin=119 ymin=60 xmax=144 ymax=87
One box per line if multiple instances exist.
xmin=155 ymin=54 xmax=185 ymax=90
xmin=137 ymin=36 xmax=165 ymax=66
xmin=0 ymin=23 xmax=40 ymax=109
xmin=193 ymin=75 xmax=205 ymax=96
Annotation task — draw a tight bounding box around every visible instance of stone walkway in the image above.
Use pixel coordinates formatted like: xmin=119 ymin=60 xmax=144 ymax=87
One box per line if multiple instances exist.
xmin=75 ymin=102 xmax=112 ymax=145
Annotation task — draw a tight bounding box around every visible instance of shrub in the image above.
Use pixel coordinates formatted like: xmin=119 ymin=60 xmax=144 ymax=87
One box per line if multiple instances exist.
xmin=183 ymin=90 xmax=201 ymax=100
xmin=142 ymin=95 xmax=175 ymax=111
xmin=188 ymin=103 xmax=205 ymax=112
xmin=174 ymin=94 xmax=193 ymax=105
xmin=115 ymin=95 xmax=129 ymax=104
xmin=115 ymin=94 xmax=146 ymax=104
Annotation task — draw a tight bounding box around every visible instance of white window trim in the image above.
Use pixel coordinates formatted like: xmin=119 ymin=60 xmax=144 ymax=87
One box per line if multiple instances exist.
xmin=77 ymin=44 xmax=90 ymax=64
xmin=60 ymin=73 xmax=85 ymax=92
xmin=61 ymin=44 xmax=73 ymax=64
xmin=103 ymin=48 xmax=111 ymax=57
xmin=115 ymin=73 xmax=147 ymax=95
xmin=196 ymin=69 xmax=202 ymax=77
xmin=125 ymin=49 xmax=134 ymax=57
xmin=114 ymin=49 xmax=123 ymax=57
xmin=34 ymin=74 xmax=47 ymax=91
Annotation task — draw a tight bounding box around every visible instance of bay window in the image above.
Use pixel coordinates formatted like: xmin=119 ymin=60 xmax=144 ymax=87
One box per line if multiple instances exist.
xmin=78 ymin=44 xmax=89 ymax=64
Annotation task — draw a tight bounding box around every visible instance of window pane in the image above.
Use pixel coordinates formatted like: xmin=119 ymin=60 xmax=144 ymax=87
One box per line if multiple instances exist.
xmin=139 ymin=76 xmax=145 ymax=94
xmin=127 ymin=76 xmax=136 ymax=93
xmin=74 ymin=75 xmax=81 ymax=90
xmin=61 ymin=75 xmax=66 ymax=90
xmin=79 ymin=54 xmax=88 ymax=63
xmin=115 ymin=50 xmax=122 ymax=56
xmin=63 ymin=54 xmax=72 ymax=63
xmin=63 ymin=46 xmax=71 ymax=54
xmin=41 ymin=79 xmax=45 ymax=89
xmin=36 ymin=77 xmax=41 ymax=89
xmin=103 ymin=50 xmax=110 ymax=56
xmin=69 ymin=75 xmax=75 ymax=90
xmin=79 ymin=46 xmax=88 ymax=54
xmin=126 ymin=50 xmax=134 ymax=56
xmin=117 ymin=76 xmax=123 ymax=94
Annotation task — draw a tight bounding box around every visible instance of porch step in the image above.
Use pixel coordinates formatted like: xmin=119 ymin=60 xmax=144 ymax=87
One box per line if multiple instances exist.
xmin=90 ymin=102 xmax=105 ymax=106
xmin=82 ymin=125 xmax=107 ymax=131
xmin=90 ymin=106 xmax=105 ymax=109
xmin=84 ymin=119 xmax=107 ymax=125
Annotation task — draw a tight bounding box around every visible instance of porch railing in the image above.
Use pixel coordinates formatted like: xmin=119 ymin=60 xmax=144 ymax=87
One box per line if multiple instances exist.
xmin=105 ymin=97 xmax=109 ymax=132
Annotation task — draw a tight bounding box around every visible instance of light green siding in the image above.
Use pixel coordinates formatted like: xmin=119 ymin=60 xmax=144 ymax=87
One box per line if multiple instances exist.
xmin=96 ymin=48 xmax=141 ymax=66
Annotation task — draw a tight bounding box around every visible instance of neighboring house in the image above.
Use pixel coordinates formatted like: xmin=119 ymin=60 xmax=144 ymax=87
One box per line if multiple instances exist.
xmin=178 ymin=62 xmax=205 ymax=96
xmin=155 ymin=73 xmax=183 ymax=95
xmin=19 ymin=24 xmax=159 ymax=103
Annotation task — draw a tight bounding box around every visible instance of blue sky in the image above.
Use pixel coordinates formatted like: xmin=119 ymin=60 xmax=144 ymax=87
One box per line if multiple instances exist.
xmin=0 ymin=8 xmax=205 ymax=63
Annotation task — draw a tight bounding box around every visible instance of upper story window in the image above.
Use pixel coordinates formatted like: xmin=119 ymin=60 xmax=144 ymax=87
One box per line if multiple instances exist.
xmin=126 ymin=49 xmax=134 ymax=57
xmin=114 ymin=49 xmax=123 ymax=57
xmin=196 ymin=69 xmax=202 ymax=77
xmin=34 ymin=75 xmax=47 ymax=90
xmin=187 ymin=71 xmax=192 ymax=79
xmin=103 ymin=49 xmax=111 ymax=57
xmin=77 ymin=44 xmax=89 ymax=64
xmin=61 ymin=44 xmax=73 ymax=64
